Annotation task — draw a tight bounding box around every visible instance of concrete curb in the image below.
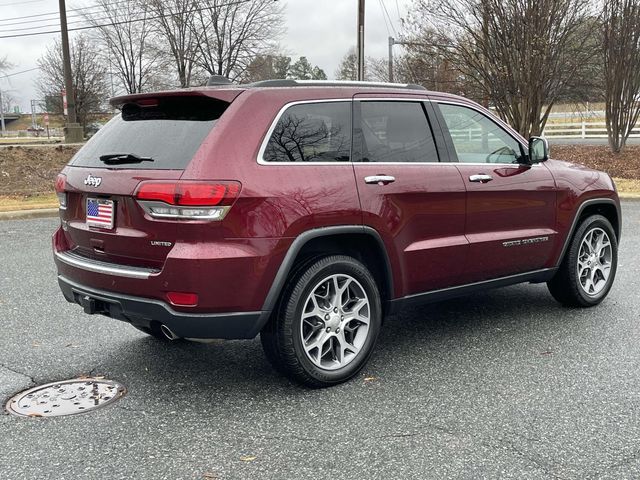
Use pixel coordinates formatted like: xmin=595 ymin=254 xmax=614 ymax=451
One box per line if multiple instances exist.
xmin=0 ymin=208 xmax=59 ymax=221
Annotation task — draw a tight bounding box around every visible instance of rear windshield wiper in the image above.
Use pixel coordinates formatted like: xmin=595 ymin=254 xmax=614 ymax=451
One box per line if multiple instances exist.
xmin=99 ymin=153 xmax=155 ymax=165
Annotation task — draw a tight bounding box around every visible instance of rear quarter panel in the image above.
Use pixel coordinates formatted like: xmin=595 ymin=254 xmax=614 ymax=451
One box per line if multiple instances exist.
xmin=182 ymin=89 xmax=363 ymax=308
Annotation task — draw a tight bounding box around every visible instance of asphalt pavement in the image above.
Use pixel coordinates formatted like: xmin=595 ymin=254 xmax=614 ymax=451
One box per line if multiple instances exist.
xmin=1 ymin=203 xmax=640 ymax=480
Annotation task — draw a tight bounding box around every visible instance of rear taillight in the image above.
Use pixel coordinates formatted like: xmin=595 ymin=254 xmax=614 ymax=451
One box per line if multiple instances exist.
xmin=134 ymin=181 xmax=241 ymax=221
xmin=55 ymin=173 xmax=67 ymax=209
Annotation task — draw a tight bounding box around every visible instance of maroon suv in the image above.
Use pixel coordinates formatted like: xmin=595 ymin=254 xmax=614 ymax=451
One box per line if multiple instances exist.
xmin=53 ymin=80 xmax=620 ymax=387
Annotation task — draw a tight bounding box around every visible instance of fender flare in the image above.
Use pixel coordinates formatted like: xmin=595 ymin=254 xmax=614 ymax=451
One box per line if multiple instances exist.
xmin=260 ymin=225 xmax=394 ymax=315
xmin=555 ymin=198 xmax=621 ymax=267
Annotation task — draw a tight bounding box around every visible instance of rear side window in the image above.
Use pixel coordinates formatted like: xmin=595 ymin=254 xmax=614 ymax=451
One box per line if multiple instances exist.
xmin=359 ymin=101 xmax=439 ymax=163
xmin=70 ymin=96 xmax=228 ymax=170
xmin=262 ymin=102 xmax=351 ymax=162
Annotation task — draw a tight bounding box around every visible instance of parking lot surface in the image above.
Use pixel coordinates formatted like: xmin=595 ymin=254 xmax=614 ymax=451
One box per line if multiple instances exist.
xmin=1 ymin=203 xmax=639 ymax=479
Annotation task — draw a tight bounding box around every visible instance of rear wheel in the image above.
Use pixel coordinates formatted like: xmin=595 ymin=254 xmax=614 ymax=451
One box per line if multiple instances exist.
xmin=548 ymin=214 xmax=618 ymax=307
xmin=261 ymin=255 xmax=382 ymax=387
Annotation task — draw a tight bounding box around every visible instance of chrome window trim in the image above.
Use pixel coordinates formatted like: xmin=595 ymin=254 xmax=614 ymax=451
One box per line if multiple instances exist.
xmin=255 ymin=96 xmax=541 ymax=168
xmin=256 ymin=97 xmax=435 ymax=166
xmin=55 ymin=250 xmax=159 ymax=279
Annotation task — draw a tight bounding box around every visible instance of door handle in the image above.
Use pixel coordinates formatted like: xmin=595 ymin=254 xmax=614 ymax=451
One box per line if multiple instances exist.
xmin=365 ymin=175 xmax=396 ymax=185
xmin=469 ymin=174 xmax=493 ymax=183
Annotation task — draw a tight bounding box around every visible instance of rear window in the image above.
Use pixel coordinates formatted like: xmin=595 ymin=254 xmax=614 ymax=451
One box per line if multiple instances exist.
xmin=69 ymin=96 xmax=229 ymax=170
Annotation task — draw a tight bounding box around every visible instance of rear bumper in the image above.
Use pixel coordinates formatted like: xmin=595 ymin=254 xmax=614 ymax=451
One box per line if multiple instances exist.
xmin=58 ymin=275 xmax=268 ymax=340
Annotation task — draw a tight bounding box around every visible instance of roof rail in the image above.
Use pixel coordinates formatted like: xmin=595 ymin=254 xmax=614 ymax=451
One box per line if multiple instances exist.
xmin=248 ymin=79 xmax=427 ymax=91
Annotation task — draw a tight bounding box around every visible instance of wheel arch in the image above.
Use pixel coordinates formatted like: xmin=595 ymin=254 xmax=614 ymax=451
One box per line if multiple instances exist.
xmin=556 ymin=198 xmax=621 ymax=267
xmin=261 ymin=226 xmax=394 ymax=317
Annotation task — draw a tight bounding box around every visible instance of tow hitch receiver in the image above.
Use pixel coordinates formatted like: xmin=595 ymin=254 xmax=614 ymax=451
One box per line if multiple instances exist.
xmin=80 ymin=295 xmax=101 ymax=314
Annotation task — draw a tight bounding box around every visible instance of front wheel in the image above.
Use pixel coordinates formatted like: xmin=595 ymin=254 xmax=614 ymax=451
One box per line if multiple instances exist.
xmin=548 ymin=214 xmax=618 ymax=307
xmin=261 ymin=255 xmax=382 ymax=387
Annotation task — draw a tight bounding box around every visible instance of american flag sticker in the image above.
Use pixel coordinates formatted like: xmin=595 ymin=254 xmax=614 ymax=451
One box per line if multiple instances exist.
xmin=86 ymin=198 xmax=115 ymax=229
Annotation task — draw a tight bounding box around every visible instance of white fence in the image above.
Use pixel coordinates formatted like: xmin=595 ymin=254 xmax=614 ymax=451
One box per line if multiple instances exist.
xmin=0 ymin=128 xmax=64 ymax=140
xmin=543 ymin=121 xmax=640 ymax=139
xmin=449 ymin=122 xmax=622 ymax=142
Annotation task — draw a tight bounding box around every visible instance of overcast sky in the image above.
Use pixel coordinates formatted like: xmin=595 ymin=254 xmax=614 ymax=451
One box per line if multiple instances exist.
xmin=0 ymin=0 xmax=412 ymax=113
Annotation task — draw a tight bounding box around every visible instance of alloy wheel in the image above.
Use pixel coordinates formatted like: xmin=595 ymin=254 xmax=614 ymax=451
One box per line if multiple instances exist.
xmin=300 ymin=274 xmax=371 ymax=370
xmin=577 ymin=227 xmax=613 ymax=296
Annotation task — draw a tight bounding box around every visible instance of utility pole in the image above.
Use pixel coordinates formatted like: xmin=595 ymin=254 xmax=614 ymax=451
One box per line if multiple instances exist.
xmin=388 ymin=36 xmax=395 ymax=83
xmin=58 ymin=0 xmax=83 ymax=143
xmin=30 ymin=100 xmax=37 ymax=129
xmin=357 ymin=0 xmax=365 ymax=81
xmin=0 ymin=89 xmax=5 ymax=135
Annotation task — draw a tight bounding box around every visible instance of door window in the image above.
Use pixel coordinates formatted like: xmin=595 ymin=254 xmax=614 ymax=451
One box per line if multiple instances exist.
xmin=438 ymin=103 xmax=524 ymax=164
xmin=263 ymin=102 xmax=351 ymax=162
xmin=358 ymin=101 xmax=439 ymax=163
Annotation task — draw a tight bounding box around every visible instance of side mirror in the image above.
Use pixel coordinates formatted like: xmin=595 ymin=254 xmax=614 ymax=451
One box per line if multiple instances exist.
xmin=528 ymin=136 xmax=549 ymax=164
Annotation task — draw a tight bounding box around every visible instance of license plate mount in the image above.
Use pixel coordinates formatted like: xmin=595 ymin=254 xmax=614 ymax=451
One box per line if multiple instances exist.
xmin=86 ymin=198 xmax=115 ymax=230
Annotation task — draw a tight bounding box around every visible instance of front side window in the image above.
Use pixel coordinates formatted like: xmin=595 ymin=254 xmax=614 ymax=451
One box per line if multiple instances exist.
xmin=263 ymin=102 xmax=351 ymax=162
xmin=438 ymin=103 xmax=524 ymax=164
xmin=359 ymin=101 xmax=439 ymax=163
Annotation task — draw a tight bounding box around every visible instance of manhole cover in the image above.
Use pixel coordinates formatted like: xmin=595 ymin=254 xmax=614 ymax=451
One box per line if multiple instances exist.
xmin=5 ymin=378 xmax=126 ymax=418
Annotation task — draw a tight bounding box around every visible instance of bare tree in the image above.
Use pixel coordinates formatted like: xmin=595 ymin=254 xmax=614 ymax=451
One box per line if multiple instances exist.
xmin=1 ymin=90 xmax=16 ymax=113
xmin=141 ymin=0 xmax=200 ymax=88
xmin=194 ymin=0 xmax=285 ymax=81
xmin=84 ymin=0 xmax=162 ymax=94
xmin=603 ymin=0 xmax=640 ymax=153
xmin=0 ymin=56 xmax=12 ymax=74
xmin=335 ymin=47 xmax=401 ymax=82
xmin=35 ymin=34 xmax=108 ymax=126
xmin=412 ymin=0 xmax=597 ymax=137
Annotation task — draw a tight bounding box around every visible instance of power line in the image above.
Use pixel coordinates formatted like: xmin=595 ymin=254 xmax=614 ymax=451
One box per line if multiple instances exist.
xmin=0 ymin=0 xmax=251 ymax=39
xmin=379 ymin=0 xmax=398 ymax=37
xmin=1 ymin=67 xmax=39 ymax=78
xmin=0 ymin=3 xmax=146 ymax=28
xmin=0 ymin=0 xmax=147 ymax=23
xmin=377 ymin=0 xmax=392 ymax=37
xmin=0 ymin=0 xmax=44 ymax=7
xmin=0 ymin=11 xmax=138 ymax=33
xmin=395 ymin=0 xmax=402 ymax=22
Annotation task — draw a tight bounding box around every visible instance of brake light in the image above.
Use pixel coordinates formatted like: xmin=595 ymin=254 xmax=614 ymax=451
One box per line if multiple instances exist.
xmin=135 ymin=181 xmax=241 ymax=221
xmin=136 ymin=98 xmax=159 ymax=107
xmin=55 ymin=173 xmax=67 ymax=209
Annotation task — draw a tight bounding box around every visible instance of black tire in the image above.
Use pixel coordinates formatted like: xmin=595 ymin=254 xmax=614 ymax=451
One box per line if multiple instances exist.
xmin=548 ymin=214 xmax=618 ymax=307
xmin=261 ymin=255 xmax=382 ymax=388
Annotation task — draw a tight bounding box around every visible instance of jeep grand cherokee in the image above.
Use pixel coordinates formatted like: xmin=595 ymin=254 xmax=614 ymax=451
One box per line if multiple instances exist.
xmin=53 ymin=80 xmax=620 ymax=387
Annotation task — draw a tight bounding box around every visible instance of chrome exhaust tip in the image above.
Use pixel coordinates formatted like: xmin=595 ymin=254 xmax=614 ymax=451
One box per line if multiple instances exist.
xmin=160 ymin=324 xmax=179 ymax=341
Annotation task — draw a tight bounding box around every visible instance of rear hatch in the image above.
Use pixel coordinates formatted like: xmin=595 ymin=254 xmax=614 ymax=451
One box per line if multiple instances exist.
xmin=58 ymin=92 xmax=239 ymax=269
